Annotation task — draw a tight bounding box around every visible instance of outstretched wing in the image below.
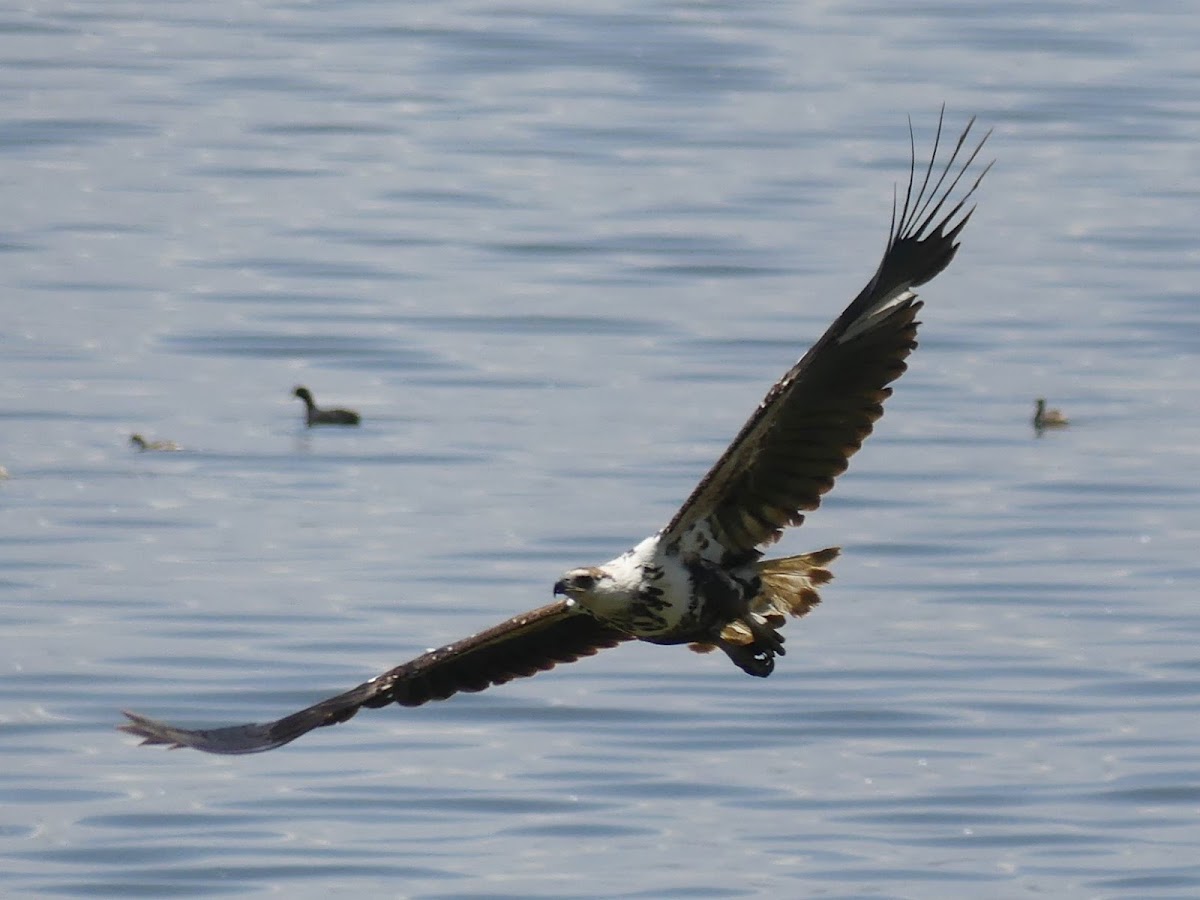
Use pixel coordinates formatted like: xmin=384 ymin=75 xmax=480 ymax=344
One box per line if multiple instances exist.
xmin=120 ymin=601 xmax=630 ymax=754
xmin=663 ymin=112 xmax=991 ymax=560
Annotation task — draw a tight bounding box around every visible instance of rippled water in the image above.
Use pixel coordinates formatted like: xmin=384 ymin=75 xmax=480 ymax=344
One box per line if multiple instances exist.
xmin=3 ymin=1 xmax=1200 ymax=897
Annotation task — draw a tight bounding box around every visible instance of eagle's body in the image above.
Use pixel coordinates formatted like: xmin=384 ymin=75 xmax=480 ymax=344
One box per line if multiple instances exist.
xmin=559 ymin=531 xmax=835 ymax=678
xmin=120 ymin=113 xmax=990 ymax=755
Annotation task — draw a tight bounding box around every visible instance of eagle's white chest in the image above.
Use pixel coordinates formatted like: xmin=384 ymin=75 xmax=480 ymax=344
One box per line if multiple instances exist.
xmin=575 ymin=534 xmax=706 ymax=638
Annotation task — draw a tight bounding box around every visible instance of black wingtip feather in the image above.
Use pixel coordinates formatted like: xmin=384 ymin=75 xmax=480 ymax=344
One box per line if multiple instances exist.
xmin=661 ymin=111 xmax=988 ymax=556
xmin=882 ymin=112 xmax=991 ymax=291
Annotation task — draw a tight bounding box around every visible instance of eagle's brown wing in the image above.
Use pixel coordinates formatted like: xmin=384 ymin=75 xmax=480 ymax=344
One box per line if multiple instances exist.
xmin=663 ymin=113 xmax=991 ymax=561
xmin=120 ymin=601 xmax=630 ymax=754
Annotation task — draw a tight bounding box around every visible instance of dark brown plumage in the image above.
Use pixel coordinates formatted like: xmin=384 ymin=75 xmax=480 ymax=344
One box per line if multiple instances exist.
xmin=122 ymin=602 xmax=628 ymax=753
xmin=120 ymin=112 xmax=989 ymax=755
xmin=664 ymin=115 xmax=989 ymax=559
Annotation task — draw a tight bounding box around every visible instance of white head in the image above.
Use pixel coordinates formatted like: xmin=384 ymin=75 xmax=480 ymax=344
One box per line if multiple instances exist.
xmin=553 ymin=567 xmax=612 ymax=603
xmin=552 ymin=536 xmax=661 ymax=618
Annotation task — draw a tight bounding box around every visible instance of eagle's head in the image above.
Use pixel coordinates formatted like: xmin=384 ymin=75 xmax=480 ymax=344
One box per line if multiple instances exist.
xmin=553 ymin=567 xmax=610 ymax=601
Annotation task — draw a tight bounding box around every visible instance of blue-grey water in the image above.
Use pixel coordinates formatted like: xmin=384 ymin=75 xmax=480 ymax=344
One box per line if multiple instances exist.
xmin=3 ymin=1 xmax=1199 ymax=897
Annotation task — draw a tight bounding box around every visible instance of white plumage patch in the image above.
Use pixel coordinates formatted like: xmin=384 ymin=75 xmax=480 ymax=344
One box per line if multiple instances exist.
xmin=670 ymin=519 xmax=725 ymax=563
xmin=569 ymin=534 xmax=695 ymax=637
xmin=837 ymin=287 xmax=917 ymax=344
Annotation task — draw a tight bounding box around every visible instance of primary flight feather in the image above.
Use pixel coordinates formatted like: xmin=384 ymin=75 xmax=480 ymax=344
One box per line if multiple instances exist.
xmin=121 ymin=112 xmax=990 ymax=754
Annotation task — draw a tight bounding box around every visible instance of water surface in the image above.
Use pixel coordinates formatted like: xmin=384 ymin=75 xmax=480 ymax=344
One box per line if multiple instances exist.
xmin=2 ymin=1 xmax=1199 ymax=897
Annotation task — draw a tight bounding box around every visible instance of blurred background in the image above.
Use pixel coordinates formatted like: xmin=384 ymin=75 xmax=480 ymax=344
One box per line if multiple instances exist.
xmin=1 ymin=1 xmax=1198 ymax=897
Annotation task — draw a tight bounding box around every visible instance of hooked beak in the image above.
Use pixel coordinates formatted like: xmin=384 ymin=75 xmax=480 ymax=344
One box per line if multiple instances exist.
xmin=552 ymin=579 xmax=568 ymax=597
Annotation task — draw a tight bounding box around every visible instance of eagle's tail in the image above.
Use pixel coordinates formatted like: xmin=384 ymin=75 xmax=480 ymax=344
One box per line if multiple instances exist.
xmin=752 ymin=546 xmax=839 ymax=621
xmin=687 ymin=547 xmax=839 ymax=675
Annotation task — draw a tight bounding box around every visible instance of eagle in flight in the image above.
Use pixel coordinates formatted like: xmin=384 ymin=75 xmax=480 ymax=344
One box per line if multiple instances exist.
xmin=121 ymin=113 xmax=990 ymax=754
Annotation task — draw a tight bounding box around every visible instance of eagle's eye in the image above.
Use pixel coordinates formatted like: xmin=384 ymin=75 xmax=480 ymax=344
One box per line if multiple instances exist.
xmin=573 ymin=573 xmax=596 ymax=590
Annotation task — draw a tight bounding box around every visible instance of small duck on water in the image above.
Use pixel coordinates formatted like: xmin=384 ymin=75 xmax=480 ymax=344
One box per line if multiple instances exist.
xmin=1033 ymin=398 xmax=1069 ymax=433
xmin=130 ymin=434 xmax=182 ymax=452
xmin=293 ymin=386 xmax=361 ymax=427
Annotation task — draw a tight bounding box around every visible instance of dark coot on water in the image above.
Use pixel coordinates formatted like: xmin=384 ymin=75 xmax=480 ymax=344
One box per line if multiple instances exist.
xmin=293 ymin=386 xmax=361 ymax=427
